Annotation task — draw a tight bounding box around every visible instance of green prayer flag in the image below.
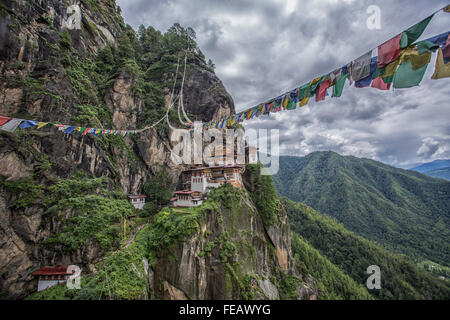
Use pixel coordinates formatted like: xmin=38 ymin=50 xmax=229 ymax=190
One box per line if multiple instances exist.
xmin=400 ymin=14 xmax=434 ymax=48
xmin=393 ymin=61 xmax=428 ymax=88
xmin=382 ymin=75 xmax=394 ymax=84
xmin=373 ymin=67 xmax=386 ymax=78
xmin=297 ymin=84 xmax=311 ymax=100
xmin=332 ymin=73 xmax=349 ymax=97
xmin=286 ymin=98 xmax=297 ymax=110
xmin=416 ymin=40 xmax=440 ymax=54
xmin=273 ymin=98 xmax=281 ymax=110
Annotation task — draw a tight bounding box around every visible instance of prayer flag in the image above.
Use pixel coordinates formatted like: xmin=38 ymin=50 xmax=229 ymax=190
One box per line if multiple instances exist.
xmin=443 ymin=33 xmax=450 ymax=60
xmin=299 ymin=97 xmax=310 ymax=107
xmin=333 ymin=73 xmax=349 ymax=97
xmin=37 ymin=122 xmax=48 ymax=129
xmin=0 ymin=116 xmax=11 ymax=126
xmin=65 ymin=126 xmax=76 ymax=134
xmin=309 ymin=75 xmax=327 ymax=95
xmin=371 ymin=77 xmax=391 ymax=90
xmin=351 ymin=51 xmax=372 ymax=81
xmin=355 ymin=57 xmax=377 ymax=88
xmin=431 ymin=47 xmax=450 ymax=79
xmin=0 ymin=118 xmax=23 ymax=132
xmin=393 ymin=61 xmax=428 ymax=88
xmin=330 ymin=68 xmax=342 ymax=83
xmin=19 ymin=120 xmax=38 ymax=129
xmin=316 ymin=78 xmax=332 ymax=102
xmin=297 ymin=84 xmax=311 ymax=100
xmin=378 ymin=33 xmax=402 ymax=68
xmin=400 ymin=15 xmax=434 ymax=48
xmin=286 ymin=98 xmax=297 ymax=110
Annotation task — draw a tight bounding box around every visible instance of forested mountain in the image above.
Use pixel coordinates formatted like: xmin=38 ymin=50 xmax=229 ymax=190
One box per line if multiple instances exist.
xmin=284 ymin=198 xmax=450 ymax=299
xmin=272 ymin=151 xmax=450 ymax=266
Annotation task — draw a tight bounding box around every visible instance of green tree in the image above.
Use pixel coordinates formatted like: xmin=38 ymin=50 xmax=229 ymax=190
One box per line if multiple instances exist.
xmin=144 ymin=166 xmax=173 ymax=207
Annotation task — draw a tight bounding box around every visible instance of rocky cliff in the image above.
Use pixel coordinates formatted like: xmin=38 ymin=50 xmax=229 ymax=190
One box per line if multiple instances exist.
xmin=0 ymin=0 xmax=316 ymax=300
xmin=152 ymin=184 xmax=317 ymax=300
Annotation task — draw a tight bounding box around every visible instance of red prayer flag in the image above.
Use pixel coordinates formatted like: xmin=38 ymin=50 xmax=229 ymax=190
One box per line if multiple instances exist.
xmin=371 ymin=77 xmax=391 ymax=90
xmin=82 ymin=128 xmax=90 ymax=135
xmin=443 ymin=33 xmax=450 ymax=59
xmin=315 ymin=78 xmax=332 ymax=102
xmin=0 ymin=116 xmax=11 ymax=126
xmin=377 ymin=33 xmax=402 ymax=68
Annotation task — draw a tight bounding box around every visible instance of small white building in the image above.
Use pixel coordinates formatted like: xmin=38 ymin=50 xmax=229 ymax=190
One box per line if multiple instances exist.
xmin=32 ymin=266 xmax=74 ymax=292
xmin=171 ymin=190 xmax=203 ymax=207
xmin=128 ymin=195 xmax=146 ymax=209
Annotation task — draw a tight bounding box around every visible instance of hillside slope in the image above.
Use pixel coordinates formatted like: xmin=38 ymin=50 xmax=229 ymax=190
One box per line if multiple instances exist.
xmin=272 ymin=152 xmax=450 ymax=265
xmin=283 ymin=198 xmax=450 ymax=300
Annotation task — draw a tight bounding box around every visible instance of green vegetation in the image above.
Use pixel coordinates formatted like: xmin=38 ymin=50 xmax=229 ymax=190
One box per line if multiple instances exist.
xmin=418 ymin=261 xmax=450 ymax=279
xmin=45 ymin=195 xmax=134 ymax=250
xmin=283 ymin=198 xmax=450 ymax=299
xmin=73 ymin=104 xmax=112 ymax=128
xmin=59 ymin=29 xmax=72 ymax=50
xmin=245 ymin=163 xmax=280 ymax=227
xmin=272 ymin=151 xmax=450 ymax=266
xmin=27 ymin=202 xmax=208 ymax=300
xmin=144 ymin=166 xmax=173 ymax=207
xmin=291 ymin=234 xmax=373 ymax=300
xmin=0 ymin=176 xmax=43 ymax=209
xmin=1 ymin=169 xmax=135 ymax=253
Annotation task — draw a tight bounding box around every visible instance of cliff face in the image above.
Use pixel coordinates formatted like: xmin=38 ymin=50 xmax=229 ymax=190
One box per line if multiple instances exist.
xmin=0 ymin=0 xmax=316 ymax=301
xmin=152 ymin=186 xmax=317 ymax=300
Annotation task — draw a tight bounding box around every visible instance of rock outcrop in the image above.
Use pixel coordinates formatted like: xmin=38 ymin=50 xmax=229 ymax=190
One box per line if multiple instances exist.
xmin=151 ymin=187 xmax=317 ymax=300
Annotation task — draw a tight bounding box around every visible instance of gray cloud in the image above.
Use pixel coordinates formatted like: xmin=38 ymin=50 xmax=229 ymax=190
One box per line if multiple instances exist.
xmin=117 ymin=0 xmax=450 ymax=167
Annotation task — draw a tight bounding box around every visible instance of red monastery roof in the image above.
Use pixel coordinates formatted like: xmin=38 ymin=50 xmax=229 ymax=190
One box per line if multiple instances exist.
xmin=32 ymin=266 xmax=73 ymax=276
xmin=185 ymin=165 xmax=244 ymax=172
xmin=174 ymin=190 xmax=195 ymax=195
xmin=128 ymin=195 xmax=146 ymax=199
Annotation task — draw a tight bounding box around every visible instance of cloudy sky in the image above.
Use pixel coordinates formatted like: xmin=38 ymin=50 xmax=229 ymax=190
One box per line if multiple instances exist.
xmin=117 ymin=0 xmax=450 ymax=168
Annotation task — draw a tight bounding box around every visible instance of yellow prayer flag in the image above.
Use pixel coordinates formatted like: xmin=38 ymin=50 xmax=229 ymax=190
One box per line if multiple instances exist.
xmin=283 ymin=96 xmax=289 ymax=109
xmin=398 ymin=46 xmax=431 ymax=70
xmin=37 ymin=122 xmax=47 ymax=129
xmin=299 ymin=97 xmax=310 ymax=107
xmin=431 ymin=47 xmax=450 ymax=79
xmin=310 ymin=76 xmax=322 ymax=85
xmin=383 ymin=59 xmax=400 ymax=78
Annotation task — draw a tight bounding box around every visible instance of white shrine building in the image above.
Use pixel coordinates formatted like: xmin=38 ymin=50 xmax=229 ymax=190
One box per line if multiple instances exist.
xmin=128 ymin=195 xmax=146 ymax=209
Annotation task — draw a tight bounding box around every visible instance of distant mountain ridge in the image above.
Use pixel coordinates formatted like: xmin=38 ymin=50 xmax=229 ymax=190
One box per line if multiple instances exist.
xmin=284 ymin=198 xmax=450 ymax=299
xmin=272 ymin=151 xmax=450 ymax=266
xmin=410 ymin=159 xmax=450 ymax=172
xmin=410 ymin=159 xmax=450 ymax=181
